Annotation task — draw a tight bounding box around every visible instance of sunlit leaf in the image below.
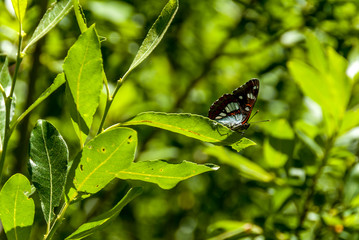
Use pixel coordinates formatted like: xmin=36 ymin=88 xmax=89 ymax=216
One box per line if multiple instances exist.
xmin=204 ymin=145 xmax=273 ymax=182
xmin=124 ymin=0 xmax=178 ymax=78
xmin=288 ymin=33 xmax=350 ymax=136
xmin=0 ymin=174 xmax=35 ymax=240
xmin=207 ymin=220 xmax=262 ymax=240
xmin=340 ymin=107 xmax=359 ymax=135
xmin=65 ymin=187 xmax=142 ymax=240
xmin=117 ymin=160 xmax=218 ymax=189
xmin=121 ymin=112 xmax=251 ymax=152
xmin=29 ymin=120 xmax=68 ymax=223
xmin=63 ymin=25 xmax=103 ymax=145
xmin=67 ymin=127 xmax=136 ymax=201
xmin=11 ymin=0 xmax=27 ymax=24
xmin=23 ymin=0 xmax=73 ymax=54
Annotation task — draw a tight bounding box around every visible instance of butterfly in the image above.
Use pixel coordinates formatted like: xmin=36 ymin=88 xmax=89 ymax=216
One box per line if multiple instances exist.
xmin=208 ymin=79 xmax=259 ymax=131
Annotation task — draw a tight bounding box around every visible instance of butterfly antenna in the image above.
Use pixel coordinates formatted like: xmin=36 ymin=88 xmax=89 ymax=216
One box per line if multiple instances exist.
xmin=249 ymin=110 xmax=270 ymax=124
xmin=249 ymin=110 xmax=259 ymax=122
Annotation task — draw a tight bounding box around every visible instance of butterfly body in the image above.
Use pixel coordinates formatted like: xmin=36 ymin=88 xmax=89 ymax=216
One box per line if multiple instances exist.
xmin=208 ymin=79 xmax=259 ymax=131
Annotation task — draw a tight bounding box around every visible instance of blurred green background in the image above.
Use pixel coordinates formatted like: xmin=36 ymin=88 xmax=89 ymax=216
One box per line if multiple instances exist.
xmin=1 ymin=0 xmax=359 ymax=239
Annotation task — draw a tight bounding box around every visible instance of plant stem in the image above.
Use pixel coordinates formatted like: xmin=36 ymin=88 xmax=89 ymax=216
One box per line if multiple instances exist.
xmin=73 ymin=0 xmax=87 ymax=33
xmin=295 ymin=134 xmax=337 ymax=237
xmin=44 ymin=201 xmax=70 ymax=240
xmin=0 ymin=30 xmax=23 ymax=183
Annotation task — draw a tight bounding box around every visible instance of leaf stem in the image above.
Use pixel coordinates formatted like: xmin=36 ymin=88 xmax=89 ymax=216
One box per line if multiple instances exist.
xmin=0 ymin=30 xmax=23 ymax=183
xmin=96 ymin=78 xmax=123 ymax=134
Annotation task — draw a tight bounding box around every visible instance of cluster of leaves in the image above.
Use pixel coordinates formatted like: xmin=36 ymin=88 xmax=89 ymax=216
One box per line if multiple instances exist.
xmin=1 ymin=0 xmax=359 ymax=240
xmin=0 ymin=0 xmax=255 ymax=239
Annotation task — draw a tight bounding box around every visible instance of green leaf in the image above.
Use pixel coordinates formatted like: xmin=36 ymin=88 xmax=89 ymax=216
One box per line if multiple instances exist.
xmin=123 ymin=0 xmax=178 ymax=78
xmin=12 ymin=73 xmax=66 ymax=129
xmin=67 ymin=127 xmax=137 ymax=201
xmin=340 ymin=107 xmax=359 ymax=135
xmin=121 ymin=112 xmax=250 ymax=152
xmin=207 ymin=220 xmax=262 ymax=240
xmin=23 ymin=0 xmax=73 ymax=54
xmin=295 ymin=129 xmax=324 ymax=158
xmin=263 ymin=139 xmax=289 ymax=168
xmin=63 ymin=25 xmax=103 ymax=146
xmin=65 ymin=187 xmax=142 ymax=240
xmin=344 ymin=163 xmax=359 ymax=206
xmin=29 ymin=120 xmax=69 ymax=223
xmin=288 ymin=33 xmax=350 ymax=136
xmin=204 ymin=146 xmax=273 ymax=182
xmin=0 ymin=174 xmax=35 ymax=240
xmin=11 ymin=0 xmax=27 ymax=24
xmin=117 ymin=160 xmax=218 ymax=189
xmin=0 ymin=58 xmax=12 ymax=149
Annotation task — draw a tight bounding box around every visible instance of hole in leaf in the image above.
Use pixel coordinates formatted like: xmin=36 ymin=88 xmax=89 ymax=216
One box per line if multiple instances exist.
xmin=128 ymin=135 xmax=133 ymax=144
xmin=96 ymin=185 xmax=99 ymax=188
xmin=80 ymin=164 xmax=84 ymax=171
xmin=101 ymin=147 xmax=106 ymax=153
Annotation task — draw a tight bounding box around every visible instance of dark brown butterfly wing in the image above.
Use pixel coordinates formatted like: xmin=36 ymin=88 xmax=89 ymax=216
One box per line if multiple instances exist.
xmin=208 ymin=79 xmax=259 ymax=130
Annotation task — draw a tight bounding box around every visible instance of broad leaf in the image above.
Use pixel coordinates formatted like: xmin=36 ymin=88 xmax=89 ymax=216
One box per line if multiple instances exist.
xmin=0 ymin=174 xmax=35 ymax=240
xmin=63 ymin=25 xmax=103 ymax=146
xmin=23 ymin=0 xmax=73 ymax=54
xmin=123 ymin=0 xmax=178 ymax=78
xmin=65 ymin=187 xmax=142 ymax=240
xmin=117 ymin=160 xmax=218 ymax=189
xmin=29 ymin=120 xmax=68 ymax=223
xmin=0 ymin=58 xmax=12 ymax=149
xmin=204 ymin=146 xmax=273 ymax=182
xmin=67 ymin=127 xmax=137 ymax=201
xmin=12 ymin=73 xmax=66 ymax=129
xmin=121 ymin=112 xmax=252 ymax=152
xmin=288 ymin=32 xmax=350 ymax=136
xmin=11 ymin=0 xmax=27 ymax=24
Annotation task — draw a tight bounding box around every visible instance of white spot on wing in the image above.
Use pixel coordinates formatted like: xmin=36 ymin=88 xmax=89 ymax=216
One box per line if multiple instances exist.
xmin=247 ymin=93 xmax=255 ymax=99
xmin=239 ymin=96 xmax=243 ymax=99
xmin=245 ymin=106 xmax=250 ymax=111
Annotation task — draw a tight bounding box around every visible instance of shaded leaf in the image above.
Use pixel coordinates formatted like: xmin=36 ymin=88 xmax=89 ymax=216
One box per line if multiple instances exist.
xmin=63 ymin=25 xmax=103 ymax=145
xmin=23 ymin=0 xmax=73 ymax=54
xmin=124 ymin=0 xmax=178 ymax=78
xmin=0 ymin=174 xmax=35 ymax=240
xmin=67 ymin=127 xmax=137 ymax=201
xmin=12 ymin=73 xmax=66 ymax=129
xmin=65 ymin=187 xmax=142 ymax=240
xmin=344 ymin=163 xmax=359 ymax=206
xmin=295 ymin=129 xmax=324 ymax=158
xmin=0 ymin=58 xmax=12 ymax=149
xmin=117 ymin=160 xmax=218 ymax=189
xmin=204 ymin=145 xmax=273 ymax=182
xmin=29 ymin=120 xmax=68 ymax=223
xmin=121 ymin=112 xmax=250 ymax=152
xmin=11 ymin=0 xmax=27 ymax=24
